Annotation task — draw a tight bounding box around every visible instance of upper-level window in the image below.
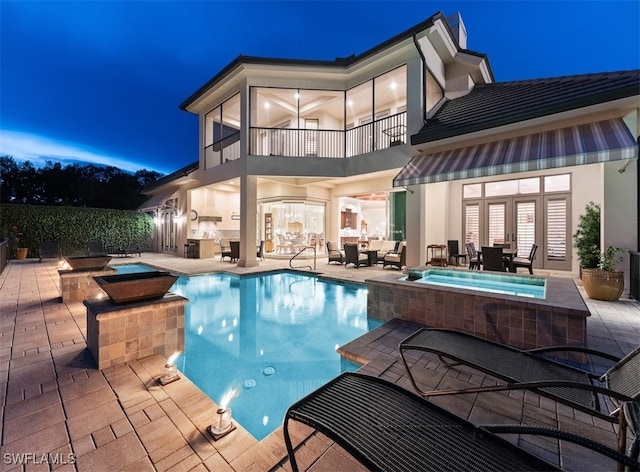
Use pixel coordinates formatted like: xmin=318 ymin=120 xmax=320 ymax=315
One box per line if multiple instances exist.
xmin=249 ymin=65 xmax=407 ymax=158
xmin=204 ymin=93 xmax=241 ymax=167
xmin=426 ymin=69 xmax=443 ymax=113
xmin=250 ymin=87 xmax=344 ymax=130
xmin=347 ymin=65 xmax=407 ymax=130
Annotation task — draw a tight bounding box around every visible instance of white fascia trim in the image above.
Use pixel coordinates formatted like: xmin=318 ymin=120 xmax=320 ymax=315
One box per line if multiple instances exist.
xmin=453 ymin=52 xmax=492 ymax=84
xmin=424 ymin=18 xmax=458 ymax=63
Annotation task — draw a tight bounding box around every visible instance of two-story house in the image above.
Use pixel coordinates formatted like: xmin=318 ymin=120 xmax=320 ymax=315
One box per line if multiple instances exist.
xmin=140 ymin=10 xmax=638 ymax=284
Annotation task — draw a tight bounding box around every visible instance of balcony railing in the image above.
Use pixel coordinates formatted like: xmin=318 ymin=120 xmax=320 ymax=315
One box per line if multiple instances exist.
xmin=248 ymin=112 xmax=406 ymax=159
xmin=204 ymin=113 xmax=406 ymax=166
xmin=249 ymin=127 xmax=345 ymax=158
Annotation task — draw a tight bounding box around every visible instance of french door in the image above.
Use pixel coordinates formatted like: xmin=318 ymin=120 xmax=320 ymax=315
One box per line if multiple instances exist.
xmin=485 ymin=197 xmax=540 ymax=257
xmin=465 ymin=195 xmax=571 ymax=271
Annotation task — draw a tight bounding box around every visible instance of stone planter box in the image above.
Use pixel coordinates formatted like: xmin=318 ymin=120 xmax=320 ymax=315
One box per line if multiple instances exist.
xmin=84 ymin=294 xmax=187 ymax=369
xmin=93 ymin=271 xmax=178 ymax=304
xmin=59 ymin=267 xmax=117 ymax=303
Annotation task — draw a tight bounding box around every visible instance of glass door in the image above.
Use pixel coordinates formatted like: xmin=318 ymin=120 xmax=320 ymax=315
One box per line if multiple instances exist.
xmin=543 ymin=195 xmax=571 ymax=270
xmin=485 ymin=197 xmax=540 ymax=266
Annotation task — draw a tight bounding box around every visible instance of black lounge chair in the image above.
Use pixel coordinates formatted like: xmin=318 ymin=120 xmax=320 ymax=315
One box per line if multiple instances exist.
xmin=283 ymin=372 xmax=639 ymax=472
xmin=39 ymin=240 xmax=60 ymax=262
xmin=399 ymin=328 xmax=640 ymax=460
xmin=382 ymin=241 xmax=406 ymax=269
xmin=326 ymin=241 xmax=344 ymax=264
xmin=343 ymin=243 xmax=368 ymax=268
xmin=87 ymin=241 xmax=107 ymax=255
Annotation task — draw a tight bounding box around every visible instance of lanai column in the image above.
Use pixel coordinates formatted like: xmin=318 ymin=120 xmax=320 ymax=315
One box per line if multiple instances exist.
xmin=238 ymin=174 xmax=258 ymax=267
xmin=405 ymin=184 xmax=427 ymax=267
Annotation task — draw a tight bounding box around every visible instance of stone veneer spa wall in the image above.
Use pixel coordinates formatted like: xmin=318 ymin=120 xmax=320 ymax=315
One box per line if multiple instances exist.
xmin=367 ymin=270 xmax=590 ymax=355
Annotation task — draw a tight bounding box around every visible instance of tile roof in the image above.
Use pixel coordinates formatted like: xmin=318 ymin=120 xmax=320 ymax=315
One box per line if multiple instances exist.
xmin=411 ymin=70 xmax=640 ymax=145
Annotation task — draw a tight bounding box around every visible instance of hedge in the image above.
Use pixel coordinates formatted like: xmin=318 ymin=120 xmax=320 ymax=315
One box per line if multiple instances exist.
xmin=1 ymin=204 xmax=153 ymax=258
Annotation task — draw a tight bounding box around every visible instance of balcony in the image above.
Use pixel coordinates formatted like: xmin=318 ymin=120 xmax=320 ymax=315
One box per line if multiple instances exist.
xmin=204 ymin=112 xmax=407 ymax=167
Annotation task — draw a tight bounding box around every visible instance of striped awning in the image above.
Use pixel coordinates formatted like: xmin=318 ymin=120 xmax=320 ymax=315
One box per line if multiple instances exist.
xmin=394 ymin=118 xmax=638 ymax=187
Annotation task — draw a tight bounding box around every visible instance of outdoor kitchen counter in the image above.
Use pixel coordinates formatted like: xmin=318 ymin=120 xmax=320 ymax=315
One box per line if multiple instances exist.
xmin=186 ymin=238 xmax=220 ymax=258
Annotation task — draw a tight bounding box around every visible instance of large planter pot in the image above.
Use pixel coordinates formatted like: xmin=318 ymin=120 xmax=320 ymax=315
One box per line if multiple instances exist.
xmin=13 ymin=248 xmax=28 ymax=260
xmin=581 ymin=268 xmax=624 ymax=301
xmin=93 ymin=271 xmax=178 ymax=304
xmin=64 ymin=255 xmax=112 ymax=271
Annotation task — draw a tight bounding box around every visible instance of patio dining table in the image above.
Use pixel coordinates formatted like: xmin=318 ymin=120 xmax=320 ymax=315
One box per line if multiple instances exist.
xmin=477 ymin=248 xmax=518 ymax=272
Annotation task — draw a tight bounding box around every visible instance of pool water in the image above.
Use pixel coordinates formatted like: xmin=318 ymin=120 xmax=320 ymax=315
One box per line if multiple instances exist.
xmin=411 ymin=268 xmax=546 ymax=298
xmin=113 ymin=263 xmax=157 ymax=274
xmin=150 ymin=270 xmax=381 ymax=441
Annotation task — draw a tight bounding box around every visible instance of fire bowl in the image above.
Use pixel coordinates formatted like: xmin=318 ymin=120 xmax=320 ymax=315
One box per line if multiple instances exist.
xmin=93 ymin=271 xmax=178 ymax=304
xmin=64 ymin=255 xmax=113 ymax=271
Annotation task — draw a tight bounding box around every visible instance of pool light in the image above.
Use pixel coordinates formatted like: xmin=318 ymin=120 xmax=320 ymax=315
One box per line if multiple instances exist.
xmin=158 ymin=351 xmax=181 ymax=385
xmin=208 ymin=389 xmax=238 ymax=440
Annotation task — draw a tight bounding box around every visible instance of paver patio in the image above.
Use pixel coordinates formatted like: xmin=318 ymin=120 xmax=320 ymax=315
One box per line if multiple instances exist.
xmin=1 ymin=253 xmax=638 ymax=471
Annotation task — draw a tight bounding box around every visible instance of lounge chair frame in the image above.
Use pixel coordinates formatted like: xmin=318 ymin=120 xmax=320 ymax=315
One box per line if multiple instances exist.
xmin=283 ymin=372 xmax=639 ymax=472
xmin=39 ymin=241 xmax=60 ymax=262
xmin=399 ymin=328 xmax=640 ymax=464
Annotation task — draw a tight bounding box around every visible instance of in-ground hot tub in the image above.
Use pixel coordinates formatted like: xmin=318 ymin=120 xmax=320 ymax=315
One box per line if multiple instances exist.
xmin=367 ymin=267 xmax=590 ymax=355
xmin=408 ymin=268 xmax=546 ymax=299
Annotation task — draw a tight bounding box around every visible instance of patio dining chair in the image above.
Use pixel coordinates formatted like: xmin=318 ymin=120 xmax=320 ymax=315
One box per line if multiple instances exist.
xmin=511 ymin=243 xmax=538 ymax=274
xmin=283 ymin=372 xmax=639 ymax=472
xmin=481 ymin=246 xmax=508 ymax=272
xmin=447 ymin=240 xmax=467 ymax=266
xmin=465 ymin=242 xmax=480 ymax=269
xmin=399 ymin=328 xmax=640 ymax=462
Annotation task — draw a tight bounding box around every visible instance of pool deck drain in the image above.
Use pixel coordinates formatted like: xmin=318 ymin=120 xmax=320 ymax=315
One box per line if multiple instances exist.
xmin=1 ymin=253 xmax=639 ymax=471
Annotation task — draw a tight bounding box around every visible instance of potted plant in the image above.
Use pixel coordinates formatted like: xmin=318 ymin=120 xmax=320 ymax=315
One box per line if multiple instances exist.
xmin=574 ymin=202 xmax=626 ymax=301
xmin=8 ymin=225 xmax=28 ymax=260
xmin=581 ymin=246 xmax=625 ymax=301
xmin=573 ymin=202 xmax=600 ymax=274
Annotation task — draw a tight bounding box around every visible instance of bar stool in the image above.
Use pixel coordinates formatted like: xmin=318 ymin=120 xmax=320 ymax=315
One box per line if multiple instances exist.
xmin=184 ymin=242 xmax=197 ymax=258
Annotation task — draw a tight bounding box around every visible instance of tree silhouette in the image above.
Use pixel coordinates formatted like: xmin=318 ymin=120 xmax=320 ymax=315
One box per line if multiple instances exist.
xmin=0 ymin=155 xmax=163 ymax=209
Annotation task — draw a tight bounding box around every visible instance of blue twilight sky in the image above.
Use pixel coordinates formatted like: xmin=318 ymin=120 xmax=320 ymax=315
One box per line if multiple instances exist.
xmin=1 ymin=1 xmax=639 ymax=175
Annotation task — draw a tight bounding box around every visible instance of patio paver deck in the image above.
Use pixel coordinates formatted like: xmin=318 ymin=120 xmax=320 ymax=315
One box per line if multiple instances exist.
xmin=1 ymin=253 xmax=638 ymax=471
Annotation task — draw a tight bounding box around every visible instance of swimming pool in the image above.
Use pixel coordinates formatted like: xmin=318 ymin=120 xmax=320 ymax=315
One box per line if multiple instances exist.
xmin=120 ymin=268 xmax=381 ymax=441
xmin=408 ymin=268 xmax=546 ymax=298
